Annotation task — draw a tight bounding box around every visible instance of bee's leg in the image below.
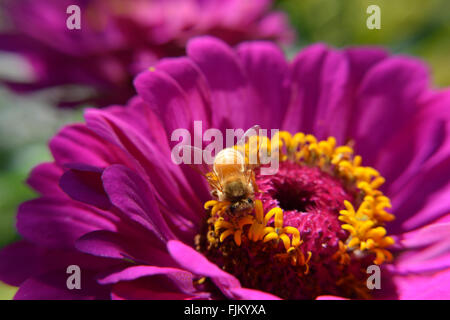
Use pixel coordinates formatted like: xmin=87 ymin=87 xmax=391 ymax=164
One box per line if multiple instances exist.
xmin=250 ymin=170 xmax=259 ymax=193
xmin=210 ymin=189 xmax=219 ymax=198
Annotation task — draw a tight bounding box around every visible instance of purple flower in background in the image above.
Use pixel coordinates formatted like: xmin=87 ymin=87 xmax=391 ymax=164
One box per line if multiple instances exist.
xmin=0 ymin=37 xmax=449 ymax=299
xmin=0 ymin=0 xmax=294 ymax=107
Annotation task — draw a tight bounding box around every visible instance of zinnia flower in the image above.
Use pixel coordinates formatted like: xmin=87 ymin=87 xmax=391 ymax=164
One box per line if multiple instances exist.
xmin=0 ymin=36 xmax=449 ymax=299
xmin=0 ymin=0 xmax=294 ymax=107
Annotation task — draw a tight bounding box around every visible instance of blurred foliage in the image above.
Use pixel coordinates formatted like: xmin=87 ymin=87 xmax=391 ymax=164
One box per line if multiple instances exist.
xmin=277 ymin=0 xmax=450 ymax=87
xmin=0 ymin=282 xmax=17 ymax=300
xmin=0 ymin=90 xmax=83 ymax=297
xmin=0 ymin=88 xmax=83 ymax=248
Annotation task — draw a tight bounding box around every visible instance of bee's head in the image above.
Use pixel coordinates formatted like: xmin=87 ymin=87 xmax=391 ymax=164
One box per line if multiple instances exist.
xmin=229 ymin=197 xmax=254 ymax=215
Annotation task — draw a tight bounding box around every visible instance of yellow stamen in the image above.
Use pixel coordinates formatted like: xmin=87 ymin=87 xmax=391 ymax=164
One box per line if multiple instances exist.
xmin=276 ymin=248 xmax=312 ymax=273
xmin=279 ymin=234 xmax=291 ymax=251
xmin=206 ymin=200 xmax=231 ymax=217
xmin=333 ymin=241 xmax=351 ymax=265
xmin=264 ymin=232 xmax=279 ymax=242
xmin=298 ymin=251 xmax=312 ymax=275
xmin=234 ymin=230 xmax=243 ymax=246
xmin=259 ymin=206 xmax=302 ymax=252
xmin=247 ymin=202 xmax=283 ymax=242
xmin=339 ymin=200 xmax=395 ymax=265
xmin=214 ymin=215 xmax=254 ymax=247
xmin=204 ymin=200 xmax=218 ymax=210
xmin=214 ymin=218 xmax=233 ymax=232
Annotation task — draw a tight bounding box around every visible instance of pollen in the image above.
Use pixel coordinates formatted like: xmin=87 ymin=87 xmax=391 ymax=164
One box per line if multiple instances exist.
xmin=262 ymin=207 xmax=302 ymax=250
xmin=273 ymin=131 xmax=395 ymax=264
xmin=339 ymin=200 xmax=395 ymax=265
xmin=196 ymin=131 xmax=396 ymax=299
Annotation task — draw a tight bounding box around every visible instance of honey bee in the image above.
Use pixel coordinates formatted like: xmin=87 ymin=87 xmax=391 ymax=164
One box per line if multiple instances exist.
xmin=209 ymin=147 xmax=257 ymax=214
xmin=181 ymin=125 xmax=262 ymax=215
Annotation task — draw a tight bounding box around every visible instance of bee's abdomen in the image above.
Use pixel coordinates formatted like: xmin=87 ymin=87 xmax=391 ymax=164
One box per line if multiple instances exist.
xmin=213 ymin=148 xmax=244 ymax=177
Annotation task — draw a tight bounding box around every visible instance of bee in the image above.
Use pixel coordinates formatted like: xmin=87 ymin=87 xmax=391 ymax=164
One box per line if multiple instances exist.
xmin=181 ymin=125 xmax=262 ymax=215
xmin=210 ymin=147 xmax=257 ymax=214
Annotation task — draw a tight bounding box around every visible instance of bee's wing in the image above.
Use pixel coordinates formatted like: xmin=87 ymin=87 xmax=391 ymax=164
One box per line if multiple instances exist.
xmin=235 ymin=125 xmax=266 ymax=171
xmin=236 ymin=125 xmax=262 ymax=148
xmin=233 ymin=125 xmax=262 ymax=189
xmin=177 ymin=144 xmax=223 ymax=192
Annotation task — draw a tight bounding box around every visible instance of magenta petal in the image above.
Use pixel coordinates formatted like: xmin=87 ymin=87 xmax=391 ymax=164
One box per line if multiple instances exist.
xmin=59 ymin=164 xmax=111 ymax=210
xmin=351 ymin=57 xmax=429 ymax=163
xmin=14 ymin=270 xmax=110 ymax=300
xmin=307 ymin=47 xmax=387 ymax=142
xmin=156 ymin=57 xmax=212 ymax=127
xmin=75 ymin=231 xmax=134 ymax=261
xmin=85 ymin=107 xmax=203 ymax=225
xmin=344 ymin=47 xmax=388 ymax=85
xmin=27 ymin=162 xmax=64 ymax=196
xmin=316 ymin=295 xmax=348 ymax=300
xmin=228 ymin=287 xmax=281 ymax=300
xmin=125 ymin=97 xmax=171 ymax=150
xmin=133 ymin=65 xmax=212 ymax=205
xmin=132 ymin=67 xmax=212 ymax=209
xmin=395 ymin=269 xmax=450 ymax=299
xmin=308 ymin=49 xmax=352 ymax=141
xmin=376 ymin=92 xmax=450 ymax=232
xmin=376 ymin=92 xmax=449 ymax=195
xmin=400 ymin=222 xmax=450 ymax=249
xmin=257 ymin=11 xmax=295 ymax=44
xmin=134 ymin=68 xmax=195 ymax=136
xmin=50 ymin=124 xmax=117 ymax=167
xmin=396 ymin=247 xmax=450 ymax=274
xmin=167 ymin=240 xmax=239 ymax=283
xmin=395 ymin=222 xmax=450 ymax=274
xmin=17 ymin=197 xmax=117 ymax=249
xmin=111 ymin=281 xmax=197 ymax=300
xmin=187 ymin=36 xmax=249 ymax=130
xmin=0 ymin=240 xmax=114 ymax=288
xmin=102 ymin=165 xmax=176 ymax=241
xmin=236 ymin=41 xmax=289 ymax=130
xmin=75 ymin=230 xmax=175 ymax=267
xmin=0 ymin=241 xmax=42 ymax=286
xmin=167 ymin=240 xmax=241 ymax=297
xmin=97 ymin=265 xmax=194 ymax=294
xmin=282 ymin=44 xmax=329 ymax=134
xmin=391 ymin=146 xmax=450 ymax=231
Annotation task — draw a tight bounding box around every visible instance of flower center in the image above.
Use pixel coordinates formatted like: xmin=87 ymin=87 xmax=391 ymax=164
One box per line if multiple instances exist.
xmin=256 ymin=162 xmax=351 ymax=258
xmin=195 ymin=132 xmax=395 ymax=299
